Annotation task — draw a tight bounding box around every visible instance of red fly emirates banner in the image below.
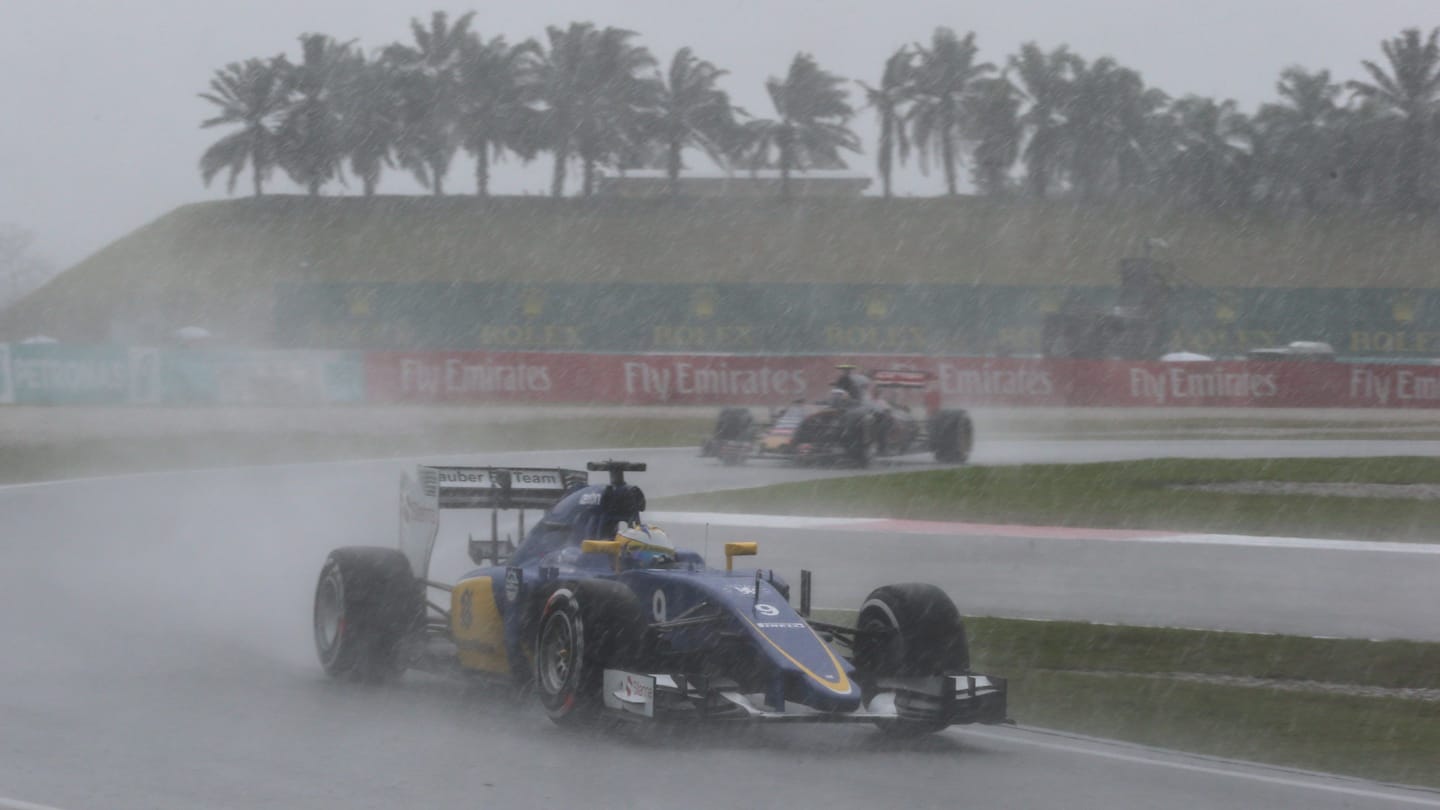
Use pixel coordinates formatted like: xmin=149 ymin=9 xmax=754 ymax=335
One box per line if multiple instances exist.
xmin=364 ymin=352 xmax=1440 ymax=408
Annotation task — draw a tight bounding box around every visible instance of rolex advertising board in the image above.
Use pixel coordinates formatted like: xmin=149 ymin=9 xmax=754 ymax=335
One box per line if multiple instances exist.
xmin=276 ymin=282 xmax=1440 ymax=359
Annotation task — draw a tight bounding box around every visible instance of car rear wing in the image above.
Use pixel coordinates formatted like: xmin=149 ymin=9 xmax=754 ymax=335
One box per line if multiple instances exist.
xmin=869 ymin=369 xmax=932 ymax=387
xmin=399 ymin=465 xmax=587 ymax=578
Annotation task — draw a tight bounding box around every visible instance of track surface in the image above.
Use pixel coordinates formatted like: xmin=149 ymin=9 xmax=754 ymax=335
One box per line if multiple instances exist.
xmin=3 ymin=440 xmax=1439 ymax=809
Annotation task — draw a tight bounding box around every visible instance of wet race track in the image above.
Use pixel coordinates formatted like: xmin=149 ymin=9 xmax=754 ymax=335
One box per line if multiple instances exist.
xmin=3 ymin=440 xmax=1440 ymax=809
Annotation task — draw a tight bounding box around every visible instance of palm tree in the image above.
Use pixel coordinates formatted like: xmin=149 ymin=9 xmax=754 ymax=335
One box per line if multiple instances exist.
xmin=643 ymin=48 xmax=742 ymax=197
xmin=575 ymin=27 xmax=656 ymax=196
xmin=909 ymin=29 xmax=992 ymax=197
xmin=1167 ymin=96 xmax=1252 ymax=208
xmin=458 ymin=34 xmax=541 ymax=197
xmin=535 ymin=23 xmax=657 ymax=197
xmin=858 ymin=46 xmax=915 ymax=198
xmin=1333 ymin=98 xmax=1404 ymax=206
xmin=334 ymin=51 xmax=400 ymax=196
xmin=1255 ymin=67 xmax=1340 ymax=209
xmin=1011 ymin=42 xmax=1077 ymax=199
xmin=1347 ymin=27 xmax=1440 ymax=208
xmin=198 ymin=57 xmax=291 ymax=196
xmin=278 ymin=34 xmax=353 ymax=195
xmin=963 ymin=75 xmax=1022 ymax=196
xmin=1063 ymin=56 xmax=1159 ymax=199
xmin=535 ymin=22 xmax=591 ymax=197
xmin=385 ymin=11 xmax=476 ymax=195
xmin=742 ymin=53 xmax=860 ymax=199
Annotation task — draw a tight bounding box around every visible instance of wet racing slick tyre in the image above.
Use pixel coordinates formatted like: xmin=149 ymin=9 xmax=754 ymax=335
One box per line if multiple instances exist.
xmin=841 ymin=409 xmax=874 ymax=468
xmin=714 ymin=407 xmax=754 ymax=441
xmin=534 ymin=580 xmax=645 ymax=727
xmin=314 ymin=547 xmax=424 ymax=684
xmin=931 ymin=409 xmax=973 ymax=464
xmin=703 ymin=407 xmax=753 ymax=458
xmin=852 ymin=583 xmax=971 ymax=736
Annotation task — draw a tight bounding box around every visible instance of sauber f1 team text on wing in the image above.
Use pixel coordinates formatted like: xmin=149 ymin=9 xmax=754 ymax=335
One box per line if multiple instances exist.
xmin=313 ymin=460 xmax=1008 ymax=733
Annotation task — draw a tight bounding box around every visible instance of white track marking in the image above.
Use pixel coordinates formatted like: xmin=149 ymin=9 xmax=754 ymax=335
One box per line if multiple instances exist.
xmin=0 ymin=446 xmax=673 ymax=493
xmin=0 ymin=797 xmax=72 ymax=810
xmin=651 ymin=511 xmax=1440 ymax=555
xmin=646 ymin=510 xmax=867 ymax=530
xmin=1137 ymin=532 xmax=1440 ymax=555
xmin=962 ymin=727 xmax=1440 ymax=807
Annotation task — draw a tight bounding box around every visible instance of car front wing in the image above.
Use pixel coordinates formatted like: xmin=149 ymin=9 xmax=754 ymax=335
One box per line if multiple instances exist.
xmin=602 ymin=669 xmax=1009 ymax=726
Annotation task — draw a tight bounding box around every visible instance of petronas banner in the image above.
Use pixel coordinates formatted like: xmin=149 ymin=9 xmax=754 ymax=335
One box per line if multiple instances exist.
xmin=273 ymin=282 xmax=1440 ymax=358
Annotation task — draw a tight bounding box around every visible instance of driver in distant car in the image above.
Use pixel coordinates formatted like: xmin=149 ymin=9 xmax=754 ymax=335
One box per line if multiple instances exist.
xmin=831 ymin=364 xmax=868 ymax=402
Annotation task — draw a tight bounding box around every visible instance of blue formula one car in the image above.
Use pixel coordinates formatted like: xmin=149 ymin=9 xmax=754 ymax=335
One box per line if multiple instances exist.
xmin=312 ymin=460 xmax=1008 ymax=734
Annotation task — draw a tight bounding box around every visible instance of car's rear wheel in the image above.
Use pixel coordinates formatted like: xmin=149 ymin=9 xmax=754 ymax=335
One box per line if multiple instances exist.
xmin=852 ymin=583 xmax=970 ymax=736
xmin=534 ymin=580 xmax=644 ymax=726
xmin=314 ymin=547 xmax=423 ymax=683
xmin=841 ymin=410 xmax=874 ymax=467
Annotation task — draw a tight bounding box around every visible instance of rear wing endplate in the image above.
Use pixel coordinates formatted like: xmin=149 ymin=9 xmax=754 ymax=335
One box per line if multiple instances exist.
xmin=398 ymin=465 xmax=587 ymax=578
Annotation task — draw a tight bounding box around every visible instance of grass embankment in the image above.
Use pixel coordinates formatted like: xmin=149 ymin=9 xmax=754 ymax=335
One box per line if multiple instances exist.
xmin=660 ymin=457 xmax=1440 ymax=541
xmin=0 ymin=412 xmax=708 ymax=484
xmin=817 ymin=611 xmax=1440 ymax=788
xmin=14 ymin=195 xmax=1440 ymax=341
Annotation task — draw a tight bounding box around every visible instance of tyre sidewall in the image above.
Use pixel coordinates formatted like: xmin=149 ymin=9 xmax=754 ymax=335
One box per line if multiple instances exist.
xmin=854 ymin=583 xmax=969 ymax=677
xmin=535 ymin=587 xmax=588 ymax=721
xmin=313 ymin=547 xmax=420 ymax=683
xmin=533 ymin=581 xmax=645 ymax=725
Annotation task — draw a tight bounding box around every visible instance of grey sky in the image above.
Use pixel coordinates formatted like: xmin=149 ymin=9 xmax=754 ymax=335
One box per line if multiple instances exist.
xmin=2 ymin=0 xmax=1436 ymax=266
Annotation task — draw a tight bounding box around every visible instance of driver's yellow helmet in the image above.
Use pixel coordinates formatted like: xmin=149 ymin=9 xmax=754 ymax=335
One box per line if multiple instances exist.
xmin=615 ymin=521 xmax=675 ymax=566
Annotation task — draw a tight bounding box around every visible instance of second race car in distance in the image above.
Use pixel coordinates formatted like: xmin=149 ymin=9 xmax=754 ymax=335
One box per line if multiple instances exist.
xmin=702 ymin=368 xmax=973 ymax=467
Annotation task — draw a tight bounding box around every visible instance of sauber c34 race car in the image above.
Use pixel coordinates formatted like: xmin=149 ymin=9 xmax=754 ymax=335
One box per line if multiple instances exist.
xmin=313 ymin=460 xmax=1008 ymax=733
xmin=702 ymin=369 xmax=974 ymax=467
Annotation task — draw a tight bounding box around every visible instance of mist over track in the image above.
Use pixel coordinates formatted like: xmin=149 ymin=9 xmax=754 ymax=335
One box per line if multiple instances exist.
xmin=2 ymin=434 xmax=1439 ymax=809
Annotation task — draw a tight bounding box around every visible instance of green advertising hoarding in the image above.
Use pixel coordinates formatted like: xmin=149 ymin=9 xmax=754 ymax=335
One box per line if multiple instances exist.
xmin=273 ymin=282 xmax=1440 ymax=358
xmin=5 ymin=344 xmax=154 ymax=405
xmin=161 ymin=349 xmax=364 ymax=404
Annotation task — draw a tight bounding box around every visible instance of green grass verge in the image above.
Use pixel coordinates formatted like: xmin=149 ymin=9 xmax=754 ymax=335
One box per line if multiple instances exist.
xmin=1013 ymin=672 xmax=1438 ymax=788
xmin=658 ymin=457 xmax=1440 ymax=541
xmin=815 ymin=611 xmax=1440 ymax=788
xmin=0 ymin=414 xmax=708 ymax=484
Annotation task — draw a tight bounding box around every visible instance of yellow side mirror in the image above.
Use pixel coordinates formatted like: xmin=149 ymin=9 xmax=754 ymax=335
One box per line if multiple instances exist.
xmin=581 ymin=539 xmax=626 ymax=572
xmin=725 ymin=541 xmax=759 ymax=572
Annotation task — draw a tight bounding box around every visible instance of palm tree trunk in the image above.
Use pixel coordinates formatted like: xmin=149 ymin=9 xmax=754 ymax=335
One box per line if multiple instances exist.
xmin=308 ymin=179 xmax=321 ymax=196
xmin=779 ymin=126 xmax=793 ymax=200
xmin=942 ymin=134 xmax=957 ymax=197
xmin=667 ymin=137 xmax=683 ymax=198
xmin=878 ymin=113 xmax=893 ymax=199
xmin=252 ymin=158 xmax=264 ymax=197
xmin=363 ymin=174 xmax=376 ymax=196
xmin=1029 ymin=136 xmax=1049 ymax=199
xmin=1402 ymin=119 xmax=1425 ymax=209
xmin=551 ymin=145 xmax=568 ymax=198
xmin=430 ymin=158 xmax=445 ymax=196
xmin=476 ymin=146 xmax=490 ymax=197
xmin=582 ymin=156 xmax=595 ymax=197
xmin=941 ymin=100 xmax=957 ymax=197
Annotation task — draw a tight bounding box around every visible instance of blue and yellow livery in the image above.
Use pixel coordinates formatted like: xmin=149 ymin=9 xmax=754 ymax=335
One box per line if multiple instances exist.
xmin=312 ymin=460 xmax=1007 ymax=733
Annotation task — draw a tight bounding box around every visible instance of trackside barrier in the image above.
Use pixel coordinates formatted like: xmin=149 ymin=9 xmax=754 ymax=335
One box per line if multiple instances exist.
xmin=3 ymin=346 xmax=1440 ymax=408
xmin=363 ymin=352 xmax=1440 ymax=409
xmin=0 ymin=345 xmax=364 ymax=405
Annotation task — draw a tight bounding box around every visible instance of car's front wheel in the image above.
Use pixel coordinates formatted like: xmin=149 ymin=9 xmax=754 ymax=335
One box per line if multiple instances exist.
xmin=852 ymin=583 xmax=970 ymax=736
xmin=931 ymin=410 xmax=973 ymax=464
xmin=534 ymin=580 xmax=644 ymax=726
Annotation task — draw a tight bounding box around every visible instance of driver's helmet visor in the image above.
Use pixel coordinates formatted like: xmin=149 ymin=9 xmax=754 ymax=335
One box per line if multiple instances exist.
xmin=616 ymin=522 xmax=675 ymax=566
